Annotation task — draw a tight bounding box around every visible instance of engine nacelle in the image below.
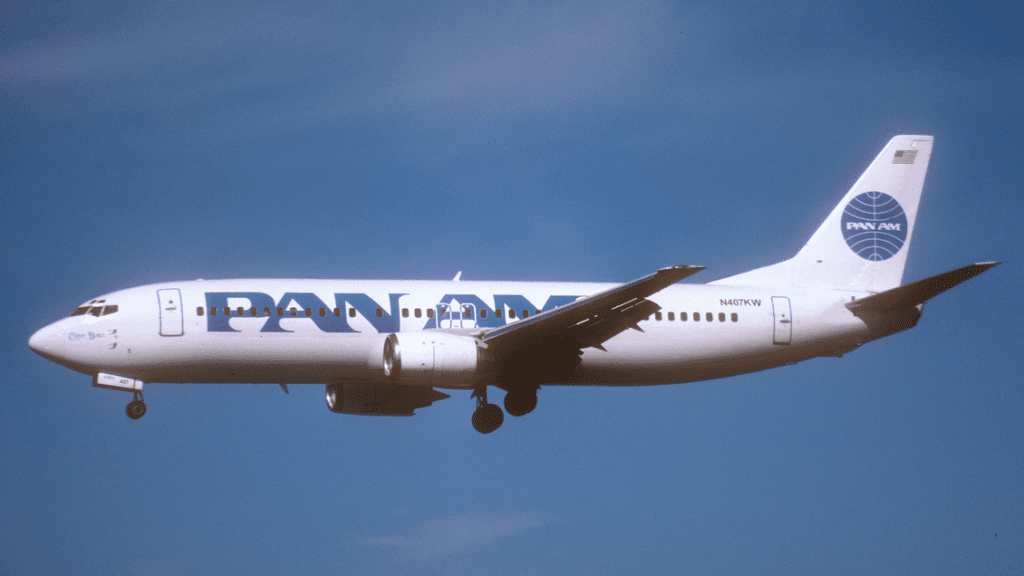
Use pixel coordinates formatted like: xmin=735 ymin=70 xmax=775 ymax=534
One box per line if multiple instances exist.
xmin=325 ymin=382 xmax=450 ymax=416
xmin=382 ymin=332 xmax=483 ymax=387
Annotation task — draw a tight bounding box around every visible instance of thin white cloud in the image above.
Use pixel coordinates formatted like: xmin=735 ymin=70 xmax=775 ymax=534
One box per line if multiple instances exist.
xmin=357 ymin=511 xmax=556 ymax=561
xmin=1 ymin=1 xmax=682 ymax=132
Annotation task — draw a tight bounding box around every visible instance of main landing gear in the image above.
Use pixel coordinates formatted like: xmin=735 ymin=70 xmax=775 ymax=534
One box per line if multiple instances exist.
xmin=470 ymin=386 xmax=541 ymax=433
xmin=126 ymin=391 xmax=146 ymax=420
xmin=471 ymin=386 xmax=504 ymax=434
xmin=503 ymin=387 xmax=538 ymax=417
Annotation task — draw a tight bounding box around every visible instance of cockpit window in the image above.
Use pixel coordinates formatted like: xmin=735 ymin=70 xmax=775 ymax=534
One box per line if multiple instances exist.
xmin=71 ymin=303 xmax=119 ymax=317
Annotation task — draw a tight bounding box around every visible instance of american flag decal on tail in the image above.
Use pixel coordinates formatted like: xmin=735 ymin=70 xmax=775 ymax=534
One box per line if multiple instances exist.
xmin=893 ymin=149 xmax=918 ymax=164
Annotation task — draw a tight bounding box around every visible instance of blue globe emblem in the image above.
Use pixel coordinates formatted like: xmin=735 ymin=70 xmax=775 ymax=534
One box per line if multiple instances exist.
xmin=841 ymin=191 xmax=908 ymax=261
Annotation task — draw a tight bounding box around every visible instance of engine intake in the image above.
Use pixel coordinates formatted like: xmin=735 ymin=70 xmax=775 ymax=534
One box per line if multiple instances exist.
xmin=382 ymin=332 xmax=483 ymax=387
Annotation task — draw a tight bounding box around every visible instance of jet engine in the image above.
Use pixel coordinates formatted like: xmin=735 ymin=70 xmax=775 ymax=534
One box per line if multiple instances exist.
xmin=325 ymin=382 xmax=450 ymax=416
xmin=382 ymin=332 xmax=484 ymax=387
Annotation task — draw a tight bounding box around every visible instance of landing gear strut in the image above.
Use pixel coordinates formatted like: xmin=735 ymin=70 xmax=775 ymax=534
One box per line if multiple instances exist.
xmin=126 ymin=391 xmax=146 ymax=420
xmin=471 ymin=386 xmax=503 ymax=434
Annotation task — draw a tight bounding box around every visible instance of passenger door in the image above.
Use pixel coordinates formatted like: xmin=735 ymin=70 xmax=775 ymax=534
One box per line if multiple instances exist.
xmin=158 ymin=289 xmax=184 ymax=336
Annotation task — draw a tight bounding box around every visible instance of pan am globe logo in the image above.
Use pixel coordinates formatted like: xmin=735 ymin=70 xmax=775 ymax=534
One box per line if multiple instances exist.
xmin=841 ymin=191 xmax=908 ymax=261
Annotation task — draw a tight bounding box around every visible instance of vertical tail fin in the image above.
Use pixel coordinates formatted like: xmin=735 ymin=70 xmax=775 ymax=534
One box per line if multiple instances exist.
xmin=713 ymin=135 xmax=933 ymax=292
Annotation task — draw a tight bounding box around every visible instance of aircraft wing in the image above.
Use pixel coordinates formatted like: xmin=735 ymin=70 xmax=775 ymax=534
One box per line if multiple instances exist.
xmin=481 ymin=265 xmax=704 ymax=351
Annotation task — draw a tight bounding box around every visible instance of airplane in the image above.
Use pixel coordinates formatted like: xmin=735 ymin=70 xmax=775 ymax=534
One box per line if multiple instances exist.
xmin=29 ymin=135 xmax=998 ymax=433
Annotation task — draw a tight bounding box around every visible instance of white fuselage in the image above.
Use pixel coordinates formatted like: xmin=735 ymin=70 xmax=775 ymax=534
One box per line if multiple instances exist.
xmin=30 ymin=278 xmax=876 ymax=389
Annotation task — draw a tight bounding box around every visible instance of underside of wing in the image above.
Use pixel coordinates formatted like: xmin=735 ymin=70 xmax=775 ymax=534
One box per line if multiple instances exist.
xmin=480 ymin=265 xmax=705 ymax=385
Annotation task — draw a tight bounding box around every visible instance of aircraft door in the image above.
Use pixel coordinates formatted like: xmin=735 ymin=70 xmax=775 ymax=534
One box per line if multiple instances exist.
xmin=772 ymin=296 xmax=792 ymax=345
xmin=158 ymin=288 xmax=184 ymax=337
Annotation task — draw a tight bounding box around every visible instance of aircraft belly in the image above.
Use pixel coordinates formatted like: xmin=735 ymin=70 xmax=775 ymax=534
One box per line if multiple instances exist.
xmin=139 ymin=333 xmax=384 ymax=384
xmin=565 ymin=327 xmax=755 ymax=385
xmin=569 ymin=313 xmax=866 ymax=386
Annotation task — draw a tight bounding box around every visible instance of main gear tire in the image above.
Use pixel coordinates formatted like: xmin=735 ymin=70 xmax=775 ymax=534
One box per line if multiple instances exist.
xmin=504 ymin=391 xmax=538 ymax=417
xmin=472 ymin=403 xmax=504 ymax=434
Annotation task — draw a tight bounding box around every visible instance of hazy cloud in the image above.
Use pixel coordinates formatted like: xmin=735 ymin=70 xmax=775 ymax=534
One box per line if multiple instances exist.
xmin=357 ymin=511 xmax=556 ymax=561
xmin=2 ymin=1 xmax=681 ymax=133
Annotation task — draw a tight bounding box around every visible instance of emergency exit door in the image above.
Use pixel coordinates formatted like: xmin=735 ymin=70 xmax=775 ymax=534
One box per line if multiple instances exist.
xmin=436 ymin=301 xmax=477 ymax=329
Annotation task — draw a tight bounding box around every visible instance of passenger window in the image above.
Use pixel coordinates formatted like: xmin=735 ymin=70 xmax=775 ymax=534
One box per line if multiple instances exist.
xmin=522 ymin=310 xmax=529 ymax=318
xmin=495 ymin=310 xmax=502 ymax=318
xmin=509 ymin=309 xmax=516 ymax=319
xmin=427 ymin=309 xmax=434 ymax=318
xmin=333 ymin=308 xmax=341 ymax=317
xmin=680 ymin=312 xmax=687 ymax=321
xmin=480 ymin=309 xmax=487 ymax=319
xmin=415 ymin=308 xmax=422 ymax=318
xmin=719 ymin=313 xmax=726 ymax=322
xmin=224 ymin=307 xmax=231 ymax=316
xmin=277 ymin=307 xmax=284 ymax=316
xmin=290 ymin=307 xmax=297 ymax=317
xmin=536 ymin=309 xmax=541 ymax=315
xmin=706 ymin=312 xmax=713 ymax=322
xmin=197 ymin=306 xmax=204 ymax=316
xmin=319 ymin=308 xmax=326 ymax=317
xmin=464 ymin=307 xmax=474 ymax=319
xmin=667 ymin=312 xmax=675 ymax=321
xmin=210 ymin=307 xmax=217 ymax=316
xmin=655 ymin=312 xmax=662 ymax=321
xmin=731 ymin=312 xmax=738 ymax=322
xmin=304 ymin=308 xmax=312 ymax=317
xmin=264 ymin=307 xmax=272 ymax=317
xmin=250 ymin=307 xmax=257 ymax=317
xmin=237 ymin=307 xmax=244 ymax=317
xmin=693 ymin=312 xmax=700 ymax=322
xmin=402 ymin=308 xmax=409 ymax=318
xmin=349 ymin=308 xmax=356 ymax=318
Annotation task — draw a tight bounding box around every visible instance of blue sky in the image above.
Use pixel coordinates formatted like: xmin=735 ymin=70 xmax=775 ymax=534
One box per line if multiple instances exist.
xmin=2 ymin=1 xmax=1022 ymax=574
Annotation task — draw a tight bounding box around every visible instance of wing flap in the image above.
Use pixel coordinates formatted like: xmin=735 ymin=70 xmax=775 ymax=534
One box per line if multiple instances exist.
xmin=568 ymin=298 xmax=660 ymax=351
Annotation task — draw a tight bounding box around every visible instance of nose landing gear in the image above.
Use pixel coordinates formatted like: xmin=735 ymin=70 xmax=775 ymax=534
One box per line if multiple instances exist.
xmin=94 ymin=373 xmax=148 ymax=420
xmin=126 ymin=391 xmax=147 ymax=420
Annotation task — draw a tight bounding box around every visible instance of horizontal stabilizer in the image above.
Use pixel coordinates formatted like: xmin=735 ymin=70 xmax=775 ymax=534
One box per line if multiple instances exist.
xmin=846 ymin=262 xmax=999 ymax=315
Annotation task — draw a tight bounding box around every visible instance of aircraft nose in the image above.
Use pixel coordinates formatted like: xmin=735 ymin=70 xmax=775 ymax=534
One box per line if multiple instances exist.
xmin=29 ymin=323 xmax=64 ymax=361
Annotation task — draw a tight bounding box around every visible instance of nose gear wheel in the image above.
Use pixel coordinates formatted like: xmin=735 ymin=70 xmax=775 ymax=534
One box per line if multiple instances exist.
xmin=126 ymin=391 xmax=147 ymax=420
